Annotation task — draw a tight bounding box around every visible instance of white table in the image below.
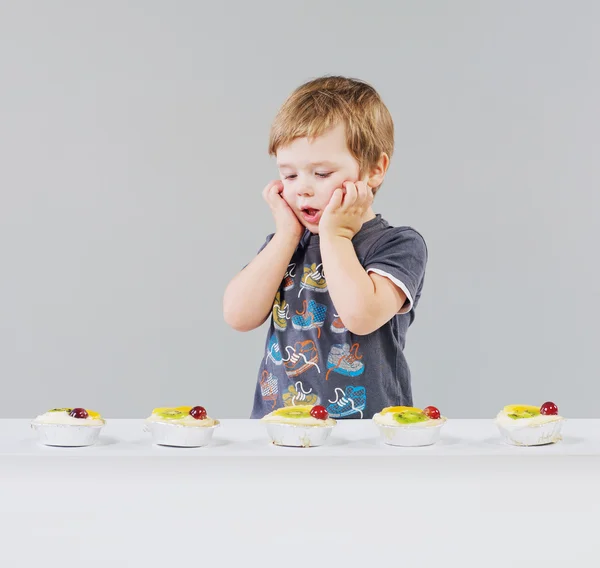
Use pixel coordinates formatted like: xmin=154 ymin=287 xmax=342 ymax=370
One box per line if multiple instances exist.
xmin=2 ymin=418 xmax=599 ymax=566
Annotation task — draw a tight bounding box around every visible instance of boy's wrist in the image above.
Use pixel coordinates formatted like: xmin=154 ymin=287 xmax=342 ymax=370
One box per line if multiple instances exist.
xmin=273 ymin=230 xmax=302 ymax=249
xmin=319 ymin=228 xmax=354 ymax=243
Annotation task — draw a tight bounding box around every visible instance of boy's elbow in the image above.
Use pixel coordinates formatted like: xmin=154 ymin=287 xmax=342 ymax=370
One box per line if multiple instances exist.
xmin=223 ymin=303 xmax=268 ymax=332
xmin=342 ymin=311 xmax=378 ymax=336
xmin=345 ymin=323 xmax=374 ymax=336
xmin=225 ymin=319 xmax=252 ymax=332
xmin=223 ymin=309 xmax=253 ymax=332
xmin=223 ymin=292 xmax=247 ymax=331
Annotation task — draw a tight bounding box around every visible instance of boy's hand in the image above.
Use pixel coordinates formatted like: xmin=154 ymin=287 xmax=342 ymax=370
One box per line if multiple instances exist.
xmin=262 ymin=180 xmax=304 ymax=241
xmin=320 ymin=181 xmax=374 ymax=240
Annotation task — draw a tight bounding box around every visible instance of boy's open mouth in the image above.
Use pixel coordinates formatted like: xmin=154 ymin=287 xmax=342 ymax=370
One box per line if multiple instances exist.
xmin=301 ymin=207 xmax=321 ymax=224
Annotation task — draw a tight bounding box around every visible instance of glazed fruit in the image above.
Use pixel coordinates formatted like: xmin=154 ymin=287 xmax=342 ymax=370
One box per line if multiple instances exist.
xmin=381 ymin=406 xmax=421 ymax=415
xmin=190 ymin=406 xmax=207 ymax=420
xmin=504 ymin=405 xmax=541 ymax=419
xmin=540 ymin=401 xmax=558 ymax=416
xmin=423 ymin=406 xmax=441 ymax=420
xmin=156 ymin=409 xmax=187 ymax=420
xmin=70 ymin=408 xmax=89 ymax=419
xmin=310 ymin=405 xmax=328 ymax=420
xmin=272 ymin=406 xmax=312 ymax=419
xmin=393 ymin=410 xmax=429 ymax=425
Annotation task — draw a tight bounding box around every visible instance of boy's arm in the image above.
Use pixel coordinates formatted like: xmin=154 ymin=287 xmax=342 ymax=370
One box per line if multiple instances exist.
xmin=223 ymin=180 xmax=304 ymax=332
xmin=320 ymin=235 xmax=406 ymax=335
xmin=223 ymin=233 xmax=299 ymax=332
xmin=320 ymin=180 xmax=426 ymax=336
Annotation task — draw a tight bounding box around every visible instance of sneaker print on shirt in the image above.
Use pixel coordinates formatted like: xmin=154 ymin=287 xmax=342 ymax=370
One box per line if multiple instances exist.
xmin=327 ymin=386 xmax=367 ymax=419
xmin=282 ymin=380 xmax=319 ymax=407
xmin=265 ymin=334 xmax=283 ymax=366
xmin=282 ymin=263 xmax=296 ymax=291
xmin=331 ymin=313 xmax=347 ymax=334
xmin=260 ymin=370 xmax=279 ymax=409
xmin=272 ymin=291 xmax=290 ymax=331
xmin=299 ymin=263 xmax=327 ymax=297
xmin=291 ymin=299 xmax=327 ymax=339
xmin=325 ymin=343 xmax=365 ymax=381
xmin=283 ymin=340 xmax=321 ymax=378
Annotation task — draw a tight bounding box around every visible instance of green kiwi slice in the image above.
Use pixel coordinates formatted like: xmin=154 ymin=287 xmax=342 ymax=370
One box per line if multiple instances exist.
xmin=274 ymin=407 xmax=312 ymax=419
xmin=394 ymin=411 xmax=429 ymax=425
xmin=156 ymin=409 xmax=187 ymax=420
xmin=508 ymin=410 xmax=539 ymax=420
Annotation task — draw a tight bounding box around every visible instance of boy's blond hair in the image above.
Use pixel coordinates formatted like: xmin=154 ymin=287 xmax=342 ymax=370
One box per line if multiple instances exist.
xmin=268 ymin=76 xmax=394 ymax=192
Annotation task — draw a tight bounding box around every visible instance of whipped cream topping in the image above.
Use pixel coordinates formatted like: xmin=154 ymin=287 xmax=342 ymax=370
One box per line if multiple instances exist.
xmin=495 ymin=410 xmax=563 ymax=431
xmin=373 ymin=412 xmax=446 ymax=428
xmin=146 ymin=413 xmax=217 ymax=427
xmin=32 ymin=410 xmax=105 ymax=427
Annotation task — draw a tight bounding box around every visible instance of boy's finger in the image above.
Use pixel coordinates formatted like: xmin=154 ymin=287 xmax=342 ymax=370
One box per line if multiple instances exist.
xmin=327 ymin=188 xmax=344 ymax=211
xmin=367 ymin=183 xmax=375 ymax=204
xmin=263 ymin=185 xmax=274 ymax=202
xmin=341 ymin=182 xmax=357 ymax=209
xmin=262 ymin=179 xmax=281 ymax=200
xmin=356 ymin=181 xmax=369 ymax=204
xmin=267 ymin=181 xmax=283 ymax=200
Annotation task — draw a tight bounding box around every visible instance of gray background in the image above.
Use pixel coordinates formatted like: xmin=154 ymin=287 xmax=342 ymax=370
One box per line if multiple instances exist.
xmin=1 ymin=1 xmax=598 ymax=418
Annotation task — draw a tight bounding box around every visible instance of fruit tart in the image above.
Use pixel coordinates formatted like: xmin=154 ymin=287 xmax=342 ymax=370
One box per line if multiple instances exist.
xmin=144 ymin=405 xmax=219 ymax=447
xmin=31 ymin=407 xmax=106 ymax=447
xmin=261 ymin=405 xmax=336 ymax=447
xmin=495 ymin=402 xmax=564 ymax=446
xmin=372 ymin=405 xmax=446 ymax=446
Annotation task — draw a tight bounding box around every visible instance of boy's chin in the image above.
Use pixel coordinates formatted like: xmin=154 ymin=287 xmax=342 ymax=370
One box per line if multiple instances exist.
xmin=299 ymin=220 xmax=320 ymax=235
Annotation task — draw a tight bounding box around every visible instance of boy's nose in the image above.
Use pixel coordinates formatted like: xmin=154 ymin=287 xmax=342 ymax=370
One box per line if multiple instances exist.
xmin=297 ymin=183 xmax=315 ymax=197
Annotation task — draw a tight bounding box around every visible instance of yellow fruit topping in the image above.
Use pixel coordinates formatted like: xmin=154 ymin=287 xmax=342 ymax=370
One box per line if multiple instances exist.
xmin=503 ymin=404 xmax=541 ymax=420
xmin=86 ymin=410 xmax=101 ymax=419
xmin=503 ymin=405 xmax=540 ymax=414
xmin=272 ymin=405 xmax=313 ymax=417
xmin=152 ymin=406 xmax=194 ymax=415
xmin=381 ymin=406 xmax=422 ymax=415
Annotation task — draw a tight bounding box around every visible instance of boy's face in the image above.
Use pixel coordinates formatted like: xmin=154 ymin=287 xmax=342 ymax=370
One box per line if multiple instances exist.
xmin=276 ymin=123 xmax=364 ymax=234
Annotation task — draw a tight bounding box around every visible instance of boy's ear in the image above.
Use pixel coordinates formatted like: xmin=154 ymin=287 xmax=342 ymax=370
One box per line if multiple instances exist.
xmin=367 ymin=152 xmax=390 ymax=190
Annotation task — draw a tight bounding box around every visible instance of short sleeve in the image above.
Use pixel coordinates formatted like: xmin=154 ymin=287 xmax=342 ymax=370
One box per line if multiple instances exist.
xmin=363 ymin=227 xmax=427 ymax=314
xmin=257 ymin=233 xmax=275 ymax=255
xmin=241 ymin=233 xmax=275 ymax=270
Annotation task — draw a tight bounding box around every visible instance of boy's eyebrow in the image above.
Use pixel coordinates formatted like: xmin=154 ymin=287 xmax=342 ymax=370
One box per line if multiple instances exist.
xmin=277 ymin=161 xmax=338 ymax=169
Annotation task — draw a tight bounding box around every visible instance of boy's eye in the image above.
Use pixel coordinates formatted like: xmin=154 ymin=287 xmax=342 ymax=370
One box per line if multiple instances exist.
xmin=283 ymin=172 xmax=331 ymax=180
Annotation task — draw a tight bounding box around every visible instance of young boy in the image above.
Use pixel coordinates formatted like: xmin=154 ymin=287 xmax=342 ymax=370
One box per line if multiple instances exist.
xmin=223 ymin=76 xmax=427 ymax=419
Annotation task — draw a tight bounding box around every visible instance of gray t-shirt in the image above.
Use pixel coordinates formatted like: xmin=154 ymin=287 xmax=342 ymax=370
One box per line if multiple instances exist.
xmin=250 ymin=214 xmax=427 ymax=419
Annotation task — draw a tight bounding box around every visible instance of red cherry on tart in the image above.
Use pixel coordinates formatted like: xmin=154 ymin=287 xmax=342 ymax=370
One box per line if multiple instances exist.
xmin=423 ymin=406 xmax=441 ymax=420
xmin=70 ymin=408 xmax=89 ymax=419
xmin=190 ymin=406 xmax=207 ymax=420
xmin=310 ymin=405 xmax=328 ymax=420
xmin=540 ymin=401 xmax=558 ymax=416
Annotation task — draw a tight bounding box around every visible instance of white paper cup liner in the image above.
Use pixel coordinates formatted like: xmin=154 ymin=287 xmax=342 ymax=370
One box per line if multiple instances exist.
xmin=31 ymin=422 xmax=104 ymax=447
xmin=376 ymin=419 xmax=446 ymax=447
xmin=144 ymin=420 xmax=220 ymax=447
xmin=496 ymin=418 xmax=565 ymax=446
xmin=264 ymin=422 xmax=336 ymax=447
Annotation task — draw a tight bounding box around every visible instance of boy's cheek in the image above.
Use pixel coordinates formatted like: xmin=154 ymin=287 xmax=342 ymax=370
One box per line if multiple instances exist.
xmin=325 ymin=176 xmax=352 ymax=201
xmin=325 ymin=188 xmax=338 ymax=204
xmin=281 ymin=186 xmax=296 ymax=206
xmin=330 ymin=174 xmax=357 ymax=191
